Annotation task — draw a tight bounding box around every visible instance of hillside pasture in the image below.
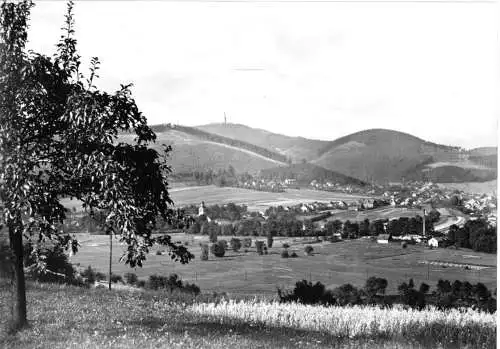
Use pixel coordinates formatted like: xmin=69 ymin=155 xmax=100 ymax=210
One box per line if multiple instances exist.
xmin=70 ymin=234 xmax=496 ymax=296
xmin=437 ymin=180 xmax=497 ymax=196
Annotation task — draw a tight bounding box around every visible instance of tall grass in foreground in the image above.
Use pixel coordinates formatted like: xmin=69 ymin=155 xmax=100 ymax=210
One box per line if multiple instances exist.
xmin=189 ymin=300 xmax=496 ymax=346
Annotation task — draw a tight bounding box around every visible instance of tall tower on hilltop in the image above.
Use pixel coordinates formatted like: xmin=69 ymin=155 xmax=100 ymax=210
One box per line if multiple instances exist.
xmin=224 ymin=112 xmax=227 ymax=125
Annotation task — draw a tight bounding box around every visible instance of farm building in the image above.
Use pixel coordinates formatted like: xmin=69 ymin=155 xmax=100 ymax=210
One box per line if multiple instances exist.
xmin=362 ymin=199 xmax=375 ymax=209
xmin=377 ymin=234 xmax=390 ymax=244
xmin=331 ymin=233 xmax=342 ymax=241
xmin=428 ymin=237 xmax=444 ymax=248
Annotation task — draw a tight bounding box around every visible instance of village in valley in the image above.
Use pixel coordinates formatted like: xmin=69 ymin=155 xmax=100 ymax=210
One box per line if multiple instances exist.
xmin=1 ymin=1 xmax=497 ymax=348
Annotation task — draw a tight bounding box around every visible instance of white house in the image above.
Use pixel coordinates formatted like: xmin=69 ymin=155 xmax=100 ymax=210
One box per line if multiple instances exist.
xmin=428 ymin=237 xmax=442 ymax=248
xmin=377 ymin=234 xmax=390 ymax=244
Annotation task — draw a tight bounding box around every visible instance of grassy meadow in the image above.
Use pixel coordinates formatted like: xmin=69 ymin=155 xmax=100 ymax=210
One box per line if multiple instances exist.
xmin=0 ymin=282 xmax=495 ymax=349
xmin=70 ymin=234 xmax=497 ymax=296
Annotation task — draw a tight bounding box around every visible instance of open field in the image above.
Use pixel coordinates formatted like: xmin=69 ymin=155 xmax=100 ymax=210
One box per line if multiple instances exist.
xmin=321 ymin=207 xmax=426 ymax=223
xmin=61 ymin=186 xmax=373 ymax=213
xmin=170 ymin=185 xmax=373 ymax=211
xmin=70 ymin=234 xmax=496 ymax=296
xmin=2 ymin=282 xmax=494 ymax=349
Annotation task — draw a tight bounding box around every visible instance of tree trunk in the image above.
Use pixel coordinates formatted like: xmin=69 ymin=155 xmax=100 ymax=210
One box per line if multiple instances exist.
xmin=9 ymin=225 xmax=27 ymax=331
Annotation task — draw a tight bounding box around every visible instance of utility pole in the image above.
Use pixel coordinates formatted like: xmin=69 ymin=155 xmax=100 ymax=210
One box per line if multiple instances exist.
xmin=423 ymin=209 xmax=426 ymax=237
xmin=108 ymin=230 xmax=112 ymax=290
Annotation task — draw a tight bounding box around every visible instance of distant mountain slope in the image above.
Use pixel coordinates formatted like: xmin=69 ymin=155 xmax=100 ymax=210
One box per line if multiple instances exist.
xmin=119 ymin=125 xmax=286 ymax=175
xmin=467 ymin=147 xmax=497 ymax=169
xmin=152 ymin=124 xmax=288 ymax=164
xmin=196 ymin=123 xmax=329 ymax=162
xmin=406 ymin=165 xmax=496 ymax=183
xmin=469 ymin=147 xmax=497 ymax=157
xmin=260 ymin=163 xmax=367 ymax=186
xmin=311 ymin=128 xmax=489 ymax=183
xmin=120 ymin=124 xmax=495 ymax=184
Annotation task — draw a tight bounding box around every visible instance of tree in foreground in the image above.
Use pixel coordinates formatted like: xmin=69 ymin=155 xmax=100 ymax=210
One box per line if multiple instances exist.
xmin=0 ymin=0 xmax=193 ymax=331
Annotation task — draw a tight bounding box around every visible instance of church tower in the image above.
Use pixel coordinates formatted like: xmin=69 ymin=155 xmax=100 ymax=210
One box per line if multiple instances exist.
xmin=198 ymin=201 xmax=206 ymax=216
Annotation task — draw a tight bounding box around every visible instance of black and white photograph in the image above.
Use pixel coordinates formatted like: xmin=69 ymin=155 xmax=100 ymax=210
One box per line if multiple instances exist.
xmin=0 ymin=0 xmax=497 ymax=348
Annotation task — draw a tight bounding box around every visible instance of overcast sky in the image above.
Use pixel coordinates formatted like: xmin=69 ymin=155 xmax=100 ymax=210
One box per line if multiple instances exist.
xmin=27 ymin=1 xmax=498 ymax=149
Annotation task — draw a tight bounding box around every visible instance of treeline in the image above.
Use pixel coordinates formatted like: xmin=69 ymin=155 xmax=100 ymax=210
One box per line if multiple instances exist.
xmin=184 ymin=203 xmax=440 ymax=239
xmin=278 ymin=277 xmax=496 ymax=313
xmin=172 ymin=166 xmax=239 ymax=187
xmin=386 ymin=212 xmax=440 ymax=236
xmin=151 ymin=124 xmax=288 ymax=163
xmin=173 ymin=167 xmax=285 ymax=192
xmin=447 ymin=219 xmax=496 ymax=253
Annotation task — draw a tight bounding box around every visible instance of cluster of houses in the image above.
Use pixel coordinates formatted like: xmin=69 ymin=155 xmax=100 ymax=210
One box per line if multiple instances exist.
xmin=462 ymin=195 xmax=497 ymax=227
xmin=309 ymin=180 xmax=371 ymax=194
xmin=294 ymin=198 xmax=389 ymax=214
xmin=237 ymin=179 xmax=285 ymax=192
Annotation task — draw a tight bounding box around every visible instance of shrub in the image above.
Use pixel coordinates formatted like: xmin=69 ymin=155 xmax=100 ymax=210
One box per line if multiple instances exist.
xmin=95 ymin=271 xmax=107 ymax=281
xmin=137 ymin=280 xmax=146 ymax=288
xmin=304 ymin=245 xmax=314 ymax=256
xmin=332 ymin=283 xmax=362 ymax=306
xmin=209 ymin=227 xmax=218 ymax=243
xmin=255 ymin=241 xmax=265 ymax=255
xmin=219 ymin=239 xmax=228 ymax=250
xmin=147 ymin=273 xmax=201 ymax=295
xmin=124 ymin=272 xmax=138 ymax=285
xmin=200 ymin=243 xmax=209 ymax=261
xmin=282 ymin=243 xmax=290 ymax=249
xmin=267 ymin=234 xmax=273 ymax=248
xmin=401 ymin=242 xmax=408 ymax=249
xmin=81 ymin=265 xmax=105 ymax=285
xmin=290 ymin=252 xmax=298 ymax=258
xmin=398 ymin=279 xmax=426 ymax=310
xmin=263 ymin=246 xmax=268 ymax=255
xmin=210 ymin=241 xmax=226 ymax=257
xmin=184 ymin=282 xmax=201 ymax=296
xmin=281 ymin=249 xmax=289 ymax=258
xmin=230 ymin=238 xmax=242 ymax=252
xmin=110 ymin=274 xmax=123 ymax=283
xmin=242 ymin=238 xmax=252 ymax=248
xmin=156 ymin=250 xmax=163 ymax=256
xmin=24 ymin=244 xmax=76 ymax=284
xmin=148 ymin=274 xmax=183 ymax=291
xmin=278 ymin=280 xmax=334 ymax=305
xmin=364 ymin=277 xmax=388 ymax=303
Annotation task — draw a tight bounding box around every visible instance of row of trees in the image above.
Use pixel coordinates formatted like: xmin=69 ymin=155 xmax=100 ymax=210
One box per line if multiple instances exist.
xmin=278 ymin=277 xmax=496 ymax=313
xmin=187 ymin=213 xmax=439 ymax=240
xmin=447 ymin=220 xmax=496 ymax=253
